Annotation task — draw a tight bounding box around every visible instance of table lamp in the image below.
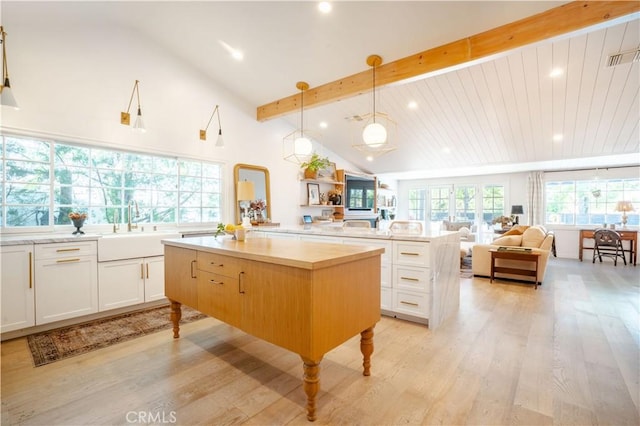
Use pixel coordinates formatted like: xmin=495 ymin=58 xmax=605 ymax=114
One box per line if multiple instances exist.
xmin=237 ymin=180 xmax=255 ymax=228
xmin=510 ymin=205 xmax=524 ymax=225
xmin=615 ymin=201 xmax=635 ymax=228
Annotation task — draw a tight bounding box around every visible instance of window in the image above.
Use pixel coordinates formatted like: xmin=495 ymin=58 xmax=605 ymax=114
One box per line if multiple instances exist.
xmin=408 ymin=188 xmax=426 ymax=221
xmin=545 ymin=177 xmax=639 ymax=226
xmin=482 ymin=185 xmax=505 ymax=225
xmin=430 ymin=186 xmax=450 ymax=221
xmin=455 ymin=185 xmax=476 ymax=221
xmin=1 ymin=135 xmax=223 ymax=228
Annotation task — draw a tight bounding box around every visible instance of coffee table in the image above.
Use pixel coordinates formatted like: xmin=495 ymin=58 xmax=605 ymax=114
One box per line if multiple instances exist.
xmin=490 ymin=248 xmax=541 ymax=289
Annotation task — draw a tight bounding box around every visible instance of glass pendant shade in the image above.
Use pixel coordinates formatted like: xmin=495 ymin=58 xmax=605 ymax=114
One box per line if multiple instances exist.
xmin=133 ymin=107 xmax=146 ymax=133
xmin=215 ymin=129 xmax=224 ymax=147
xmin=362 ymin=122 xmax=387 ymax=147
xmin=0 ymin=82 xmax=18 ymax=109
xmin=294 ymin=136 xmax=313 ymax=156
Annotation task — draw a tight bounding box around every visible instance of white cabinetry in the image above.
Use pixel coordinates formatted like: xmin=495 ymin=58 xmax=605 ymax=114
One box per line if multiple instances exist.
xmin=34 ymin=241 xmax=98 ymax=325
xmin=98 ymin=255 xmax=166 ymax=311
xmin=1 ymin=244 xmax=35 ymax=333
xmin=392 ymin=241 xmax=431 ymax=319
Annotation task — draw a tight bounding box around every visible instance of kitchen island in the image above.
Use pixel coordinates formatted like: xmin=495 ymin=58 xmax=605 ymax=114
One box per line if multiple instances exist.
xmin=163 ymin=236 xmax=384 ymax=422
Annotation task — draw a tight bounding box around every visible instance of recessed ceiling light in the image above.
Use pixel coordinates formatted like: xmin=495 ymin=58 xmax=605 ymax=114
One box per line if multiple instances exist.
xmin=218 ymin=40 xmax=244 ymax=61
xmin=549 ymin=68 xmax=563 ymax=78
xmin=553 ymin=133 xmax=563 ymax=142
xmin=408 ymin=101 xmax=418 ymax=109
xmin=318 ymin=2 xmax=332 ymax=14
xmin=366 ymin=155 xmax=374 ymax=162
xmin=442 ymin=146 xmax=451 ymax=154
xmin=319 ymin=121 xmax=328 ymax=129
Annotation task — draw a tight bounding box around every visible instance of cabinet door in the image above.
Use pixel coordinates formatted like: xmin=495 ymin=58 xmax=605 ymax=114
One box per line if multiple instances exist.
xmin=1 ymin=245 xmax=35 ymax=333
xmin=144 ymin=256 xmax=166 ymax=302
xmin=164 ymin=246 xmax=197 ymax=307
xmin=98 ymin=258 xmax=145 ymax=311
xmin=35 ymin=256 xmax=98 ymax=325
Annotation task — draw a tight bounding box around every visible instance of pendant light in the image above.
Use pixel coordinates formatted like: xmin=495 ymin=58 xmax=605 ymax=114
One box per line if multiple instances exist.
xmin=0 ymin=26 xmax=18 ymax=109
xmin=352 ymin=55 xmax=397 ymax=159
xmin=283 ymin=81 xmax=317 ymax=164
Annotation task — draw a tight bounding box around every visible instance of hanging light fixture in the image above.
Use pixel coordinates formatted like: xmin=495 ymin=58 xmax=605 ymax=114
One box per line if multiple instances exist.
xmin=283 ymin=81 xmax=317 ymax=164
xmin=352 ymin=55 xmax=397 ymax=159
xmin=200 ymin=104 xmax=224 ymax=147
xmin=0 ymin=26 xmax=18 ymax=109
xmin=120 ymin=79 xmax=145 ymax=132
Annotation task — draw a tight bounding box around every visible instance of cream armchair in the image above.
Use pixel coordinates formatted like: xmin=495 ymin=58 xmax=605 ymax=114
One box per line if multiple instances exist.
xmin=472 ymin=226 xmax=554 ymax=282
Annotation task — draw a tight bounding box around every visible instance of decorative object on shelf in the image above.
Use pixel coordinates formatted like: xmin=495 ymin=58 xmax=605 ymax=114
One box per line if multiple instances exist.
xmin=328 ymin=188 xmax=342 ymax=205
xmin=0 ymin=26 xmax=18 ymax=109
xmin=250 ymin=199 xmax=267 ymax=223
xmin=121 ymin=79 xmax=145 ymax=132
xmin=307 ymin=183 xmax=320 ymax=205
xmin=300 ymin=152 xmax=330 ymax=180
xmin=283 ymin=81 xmax=318 ymax=164
xmin=320 ymin=192 xmax=328 ymax=205
xmin=510 ymin=205 xmax=524 ymax=224
xmin=68 ymin=211 xmax=87 ymax=235
xmin=615 ymin=200 xmax=635 ymax=228
xmin=351 ymin=55 xmax=397 ymax=160
xmin=199 ymin=104 xmax=224 ymax=147
xmin=237 ymin=180 xmax=256 ymax=228
xmin=318 ymin=161 xmax=337 ymax=180
xmin=492 ymin=215 xmax=512 ymax=229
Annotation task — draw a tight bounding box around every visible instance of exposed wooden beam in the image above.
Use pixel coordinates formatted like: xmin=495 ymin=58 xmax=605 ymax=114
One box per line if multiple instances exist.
xmin=257 ymin=1 xmax=640 ymax=122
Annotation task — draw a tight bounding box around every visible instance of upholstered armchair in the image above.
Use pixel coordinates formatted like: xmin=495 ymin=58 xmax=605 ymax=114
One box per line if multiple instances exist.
xmin=472 ymin=225 xmax=554 ymax=282
xmin=442 ymin=220 xmax=476 ymax=242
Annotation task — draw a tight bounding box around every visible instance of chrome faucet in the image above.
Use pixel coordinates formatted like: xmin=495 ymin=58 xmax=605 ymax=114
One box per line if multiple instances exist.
xmin=128 ymin=200 xmax=139 ymax=232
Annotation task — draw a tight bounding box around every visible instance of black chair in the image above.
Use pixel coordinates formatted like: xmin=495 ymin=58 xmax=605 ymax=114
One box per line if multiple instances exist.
xmin=592 ymin=229 xmax=626 ymax=266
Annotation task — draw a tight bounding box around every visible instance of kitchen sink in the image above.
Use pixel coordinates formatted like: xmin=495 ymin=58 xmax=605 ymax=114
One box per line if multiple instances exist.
xmin=98 ymin=231 xmax=181 ymax=261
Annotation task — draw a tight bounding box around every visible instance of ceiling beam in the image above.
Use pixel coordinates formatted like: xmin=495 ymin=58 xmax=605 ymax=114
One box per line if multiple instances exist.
xmin=257 ymin=1 xmax=640 ymax=122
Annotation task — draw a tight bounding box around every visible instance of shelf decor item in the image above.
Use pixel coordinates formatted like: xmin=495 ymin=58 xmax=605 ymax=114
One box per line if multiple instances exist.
xmin=300 ymin=152 xmax=330 ymax=180
xmin=68 ymin=211 xmax=87 ymax=235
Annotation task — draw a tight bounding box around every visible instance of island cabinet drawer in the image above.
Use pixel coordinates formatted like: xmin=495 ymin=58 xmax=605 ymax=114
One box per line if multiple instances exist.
xmin=197 ymin=252 xmax=243 ymax=277
xmin=35 ymin=241 xmax=97 ymax=260
xmin=393 ymin=241 xmax=430 ymax=267
xmin=197 ymin=271 xmax=241 ymax=328
xmin=393 ymin=265 xmax=431 ymax=292
xmin=393 ymin=290 xmax=430 ymax=319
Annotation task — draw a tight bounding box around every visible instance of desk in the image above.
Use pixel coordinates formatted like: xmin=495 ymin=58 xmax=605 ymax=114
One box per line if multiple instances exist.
xmin=163 ymin=237 xmax=383 ymax=421
xmin=490 ymin=248 xmax=541 ymax=289
xmin=579 ymin=229 xmax=637 ymax=266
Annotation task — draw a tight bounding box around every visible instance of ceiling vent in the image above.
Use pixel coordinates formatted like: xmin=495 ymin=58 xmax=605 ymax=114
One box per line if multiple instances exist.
xmin=606 ymin=48 xmax=640 ymax=67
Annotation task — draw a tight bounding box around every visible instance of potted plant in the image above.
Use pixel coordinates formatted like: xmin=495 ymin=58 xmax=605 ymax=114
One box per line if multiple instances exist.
xmin=300 ymin=152 xmax=330 ymax=179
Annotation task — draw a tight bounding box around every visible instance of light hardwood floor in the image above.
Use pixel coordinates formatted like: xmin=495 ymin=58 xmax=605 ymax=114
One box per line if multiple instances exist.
xmin=2 ymin=258 xmax=639 ymax=425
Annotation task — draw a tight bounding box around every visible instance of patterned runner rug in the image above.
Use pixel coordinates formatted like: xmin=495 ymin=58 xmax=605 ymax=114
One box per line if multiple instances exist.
xmin=460 ymin=255 xmax=473 ymax=278
xmin=27 ymin=305 xmax=206 ymax=367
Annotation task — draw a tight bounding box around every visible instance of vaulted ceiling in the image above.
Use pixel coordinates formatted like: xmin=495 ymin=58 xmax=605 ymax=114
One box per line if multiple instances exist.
xmin=4 ymin=1 xmax=640 ymax=178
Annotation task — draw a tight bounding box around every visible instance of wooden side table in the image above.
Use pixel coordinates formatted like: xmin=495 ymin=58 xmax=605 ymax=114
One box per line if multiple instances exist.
xmin=490 ymin=248 xmax=542 ymax=289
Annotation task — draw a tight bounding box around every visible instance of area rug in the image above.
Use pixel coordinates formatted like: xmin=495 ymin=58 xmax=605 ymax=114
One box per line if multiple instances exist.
xmin=460 ymin=255 xmax=473 ymax=278
xmin=27 ymin=305 xmax=207 ymax=367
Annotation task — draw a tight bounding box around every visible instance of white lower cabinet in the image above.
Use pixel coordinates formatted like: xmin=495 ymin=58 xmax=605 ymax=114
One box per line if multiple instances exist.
xmin=98 ymin=255 xmax=166 ymax=311
xmin=343 ymin=238 xmax=392 ymax=311
xmin=392 ymin=241 xmax=431 ymax=319
xmin=34 ymin=241 xmax=98 ymax=325
xmin=1 ymin=244 xmax=35 ymax=333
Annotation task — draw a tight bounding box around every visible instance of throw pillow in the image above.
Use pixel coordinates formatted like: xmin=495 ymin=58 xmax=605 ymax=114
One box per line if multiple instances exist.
xmin=503 ymin=225 xmax=529 ymax=236
xmin=522 ymin=227 xmax=546 ymax=248
xmin=492 ymin=235 xmax=522 ymax=246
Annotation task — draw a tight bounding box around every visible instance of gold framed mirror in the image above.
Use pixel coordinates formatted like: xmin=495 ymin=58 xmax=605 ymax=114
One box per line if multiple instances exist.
xmin=234 ymin=163 xmax=271 ymax=225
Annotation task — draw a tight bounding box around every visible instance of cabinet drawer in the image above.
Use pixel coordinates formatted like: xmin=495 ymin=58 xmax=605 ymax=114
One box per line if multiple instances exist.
xmin=393 ymin=290 xmax=430 ymax=319
xmin=394 ymin=265 xmax=431 ymax=292
xmin=197 ymin=271 xmax=241 ymax=327
xmin=197 ymin=251 xmax=243 ymax=277
xmin=36 ymin=241 xmax=97 ymax=259
xmin=393 ymin=241 xmax=430 ymax=266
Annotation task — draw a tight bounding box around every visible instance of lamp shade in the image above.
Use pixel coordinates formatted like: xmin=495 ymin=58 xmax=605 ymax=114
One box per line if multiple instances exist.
xmin=615 ymin=201 xmax=635 ymax=212
xmin=511 ymin=205 xmax=524 ymax=215
xmin=237 ymin=180 xmax=255 ymax=201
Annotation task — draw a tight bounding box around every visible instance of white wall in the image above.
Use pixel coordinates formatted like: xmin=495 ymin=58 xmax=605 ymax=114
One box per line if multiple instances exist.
xmin=0 ymin=16 xmax=357 ymax=227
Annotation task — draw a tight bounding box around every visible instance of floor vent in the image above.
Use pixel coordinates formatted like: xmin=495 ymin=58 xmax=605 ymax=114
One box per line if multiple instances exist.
xmin=606 ymin=48 xmax=640 ymax=67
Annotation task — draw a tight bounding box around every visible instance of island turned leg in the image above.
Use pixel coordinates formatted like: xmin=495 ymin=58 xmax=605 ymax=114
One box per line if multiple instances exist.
xmin=170 ymin=300 xmax=182 ymax=338
xmin=360 ymin=326 xmax=374 ymax=376
xmin=301 ymin=356 xmax=322 ymax=422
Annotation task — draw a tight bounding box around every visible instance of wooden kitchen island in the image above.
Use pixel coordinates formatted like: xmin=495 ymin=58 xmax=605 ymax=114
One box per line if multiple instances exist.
xmin=163 ymin=236 xmax=383 ymax=422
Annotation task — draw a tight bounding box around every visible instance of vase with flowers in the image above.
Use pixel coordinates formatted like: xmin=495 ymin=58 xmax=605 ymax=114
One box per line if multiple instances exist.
xmin=68 ymin=211 xmax=88 ymax=234
xmin=250 ymin=199 xmax=267 ymax=223
xmin=327 ymin=188 xmax=342 ymax=205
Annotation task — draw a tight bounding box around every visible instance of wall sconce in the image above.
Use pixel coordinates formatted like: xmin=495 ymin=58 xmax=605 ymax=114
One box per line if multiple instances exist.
xmin=121 ymin=79 xmax=145 ymax=132
xmin=510 ymin=205 xmax=524 ymax=224
xmin=352 ymin=55 xmax=397 ymax=160
xmin=615 ymin=201 xmax=635 ymax=228
xmin=0 ymin=26 xmax=18 ymax=109
xmin=200 ymin=104 xmax=224 ymax=147
xmin=237 ymin=180 xmax=255 ymax=228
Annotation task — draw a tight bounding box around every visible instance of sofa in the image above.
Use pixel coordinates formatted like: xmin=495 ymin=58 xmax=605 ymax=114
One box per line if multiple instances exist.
xmin=472 ymin=225 xmax=554 ymax=283
xmin=442 ymin=220 xmax=475 ymax=242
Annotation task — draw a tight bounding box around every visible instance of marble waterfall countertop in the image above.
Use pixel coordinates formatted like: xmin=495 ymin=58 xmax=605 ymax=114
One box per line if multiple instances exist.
xmin=249 ymin=225 xmax=461 ymax=242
